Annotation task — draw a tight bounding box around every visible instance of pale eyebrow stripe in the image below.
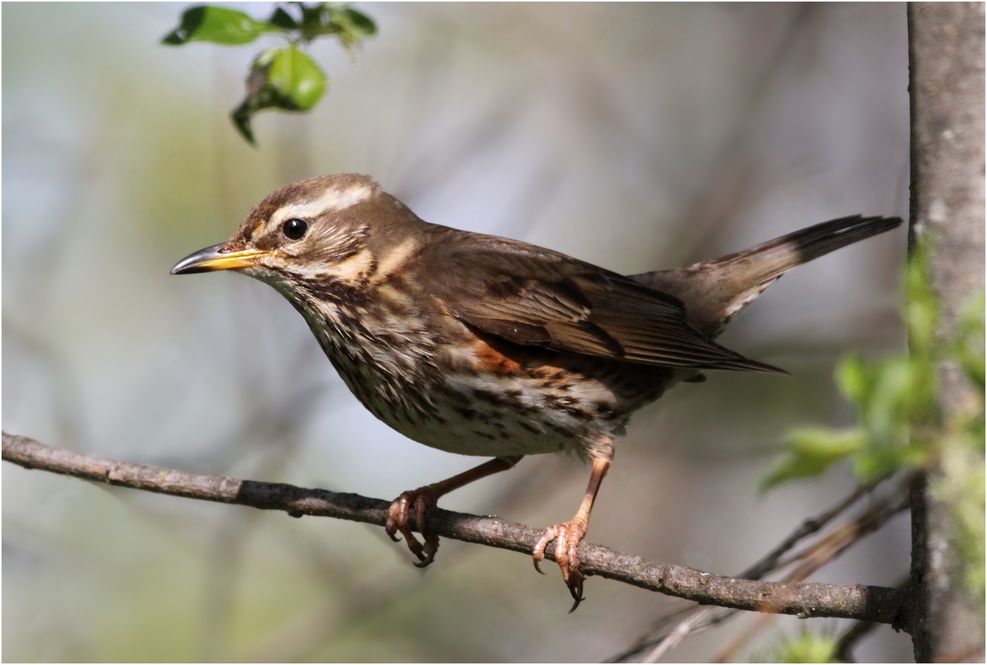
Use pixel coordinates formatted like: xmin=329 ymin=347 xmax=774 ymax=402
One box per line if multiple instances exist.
xmin=273 ymin=184 xmax=374 ymax=224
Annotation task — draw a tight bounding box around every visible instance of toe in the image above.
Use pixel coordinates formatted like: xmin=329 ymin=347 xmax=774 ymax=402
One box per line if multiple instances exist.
xmin=413 ymin=495 xmax=430 ymax=534
xmin=385 ymin=494 xmax=411 ymax=542
xmin=554 ymin=529 xmax=571 ymax=581
xmin=399 ymin=522 xmax=427 ymax=562
xmin=409 ymin=493 xmax=439 ymax=567
xmin=532 ymin=526 xmax=559 ymax=574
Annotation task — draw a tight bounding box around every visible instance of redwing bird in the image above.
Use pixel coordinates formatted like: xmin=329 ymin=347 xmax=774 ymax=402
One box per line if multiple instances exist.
xmin=172 ymin=174 xmax=901 ymax=606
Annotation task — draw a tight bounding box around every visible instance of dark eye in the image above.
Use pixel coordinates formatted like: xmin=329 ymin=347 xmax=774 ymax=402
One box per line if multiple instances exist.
xmin=281 ymin=218 xmax=308 ymax=240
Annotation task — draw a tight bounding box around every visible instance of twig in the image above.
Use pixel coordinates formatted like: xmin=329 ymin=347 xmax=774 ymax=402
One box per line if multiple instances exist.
xmin=741 ymin=481 xmax=881 ymax=579
xmin=609 ymin=478 xmax=884 ymax=662
xmin=834 ymin=620 xmax=879 ymax=663
xmin=3 ymin=432 xmax=906 ymax=623
xmin=643 ymin=608 xmax=716 ymax=662
xmin=711 ymin=491 xmax=911 ymax=662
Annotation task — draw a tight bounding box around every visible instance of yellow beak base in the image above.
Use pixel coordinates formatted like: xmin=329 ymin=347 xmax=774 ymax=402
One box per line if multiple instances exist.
xmin=170 ymin=244 xmax=268 ymax=274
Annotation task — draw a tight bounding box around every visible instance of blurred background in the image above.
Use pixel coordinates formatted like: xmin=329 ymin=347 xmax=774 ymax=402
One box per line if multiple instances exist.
xmin=3 ymin=3 xmax=910 ymax=661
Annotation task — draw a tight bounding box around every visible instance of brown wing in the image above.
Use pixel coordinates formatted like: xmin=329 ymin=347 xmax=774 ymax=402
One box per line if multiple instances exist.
xmin=425 ymin=231 xmax=783 ymax=373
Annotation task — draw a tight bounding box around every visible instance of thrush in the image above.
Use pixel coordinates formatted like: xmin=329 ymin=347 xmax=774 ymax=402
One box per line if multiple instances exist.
xmin=172 ymin=173 xmax=901 ymax=606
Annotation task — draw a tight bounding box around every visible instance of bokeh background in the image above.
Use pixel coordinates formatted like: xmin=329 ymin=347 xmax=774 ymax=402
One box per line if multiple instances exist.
xmin=4 ymin=3 xmax=911 ymax=661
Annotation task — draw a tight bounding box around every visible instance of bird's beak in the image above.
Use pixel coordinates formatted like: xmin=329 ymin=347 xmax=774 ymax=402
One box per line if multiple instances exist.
xmin=170 ymin=243 xmax=269 ymax=275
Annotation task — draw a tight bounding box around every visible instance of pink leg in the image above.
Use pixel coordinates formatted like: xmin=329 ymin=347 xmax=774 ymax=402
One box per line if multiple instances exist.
xmin=532 ymin=454 xmax=611 ymax=610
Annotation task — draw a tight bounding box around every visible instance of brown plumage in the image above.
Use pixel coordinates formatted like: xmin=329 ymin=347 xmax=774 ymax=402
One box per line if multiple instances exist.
xmin=172 ymin=173 xmax=902 ymax=607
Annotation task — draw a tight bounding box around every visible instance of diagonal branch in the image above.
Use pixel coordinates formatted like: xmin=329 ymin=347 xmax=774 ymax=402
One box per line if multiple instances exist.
xmin=3 ymin=432 xmax=906 ymax=624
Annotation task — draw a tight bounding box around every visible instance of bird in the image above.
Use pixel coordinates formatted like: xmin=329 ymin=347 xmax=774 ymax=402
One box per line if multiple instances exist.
xmin=171 ymin=173 xmax=902 ymax=607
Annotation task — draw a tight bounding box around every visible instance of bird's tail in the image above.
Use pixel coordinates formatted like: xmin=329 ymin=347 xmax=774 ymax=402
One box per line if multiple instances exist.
xmin=632 ymin=215 xmax=903 ymax=337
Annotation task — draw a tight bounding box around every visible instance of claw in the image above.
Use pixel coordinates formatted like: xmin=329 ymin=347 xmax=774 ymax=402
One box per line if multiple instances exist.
xmin=568 ymin=593 xmax=583 ymax=614
xmin=531 ymin=519 xmax=588 ymax=609
xmin=413 ymin=537 xmax=439 ymax=568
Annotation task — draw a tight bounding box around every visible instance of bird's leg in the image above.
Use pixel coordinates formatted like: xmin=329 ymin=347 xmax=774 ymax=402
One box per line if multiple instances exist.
xmin=532 ymin=452 xmax=612 ymax=609
xmin=386 ymin=455 xmax=522 ymax=567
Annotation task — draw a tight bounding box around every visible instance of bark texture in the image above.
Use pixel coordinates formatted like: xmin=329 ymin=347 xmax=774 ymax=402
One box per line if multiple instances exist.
xmin=2 ymin=432 xmax=907 ymax=624
xmin=907 ymin=3 xmax=985 ymax=661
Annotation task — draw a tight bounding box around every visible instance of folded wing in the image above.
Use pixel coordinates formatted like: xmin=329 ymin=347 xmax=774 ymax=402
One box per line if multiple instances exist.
xmin=428 ymin=233 xmax=783 ymax=373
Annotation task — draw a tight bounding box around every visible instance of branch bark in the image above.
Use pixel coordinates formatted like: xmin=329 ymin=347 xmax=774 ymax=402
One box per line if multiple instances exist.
xmin=3 ymin=431 xmax=906 ymax=624
xmin=907 ymin=3 xmax=985 ymax=661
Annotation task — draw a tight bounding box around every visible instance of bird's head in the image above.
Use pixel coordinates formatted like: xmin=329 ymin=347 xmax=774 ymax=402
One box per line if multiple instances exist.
xmin=171 ymin=174 xmax=422 ymax=302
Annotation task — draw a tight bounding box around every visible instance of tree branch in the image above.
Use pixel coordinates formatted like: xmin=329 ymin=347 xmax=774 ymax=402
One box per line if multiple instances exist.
xmin=3 ymin=432 xmax=906 ymax=623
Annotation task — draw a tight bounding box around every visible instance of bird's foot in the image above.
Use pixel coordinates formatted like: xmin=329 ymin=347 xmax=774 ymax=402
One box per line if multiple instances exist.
xmin=385 ymin=486 xmax=441 ymax=567
xmin=532 ymin=518 xmax=588 ymax=611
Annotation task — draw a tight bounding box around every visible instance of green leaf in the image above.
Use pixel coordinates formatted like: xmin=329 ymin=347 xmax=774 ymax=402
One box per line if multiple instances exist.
xmin=298 ymin=3 xmax=378 ymax=47
xmin=836 ymin=354 xmax=869 ymax=404
xmin=267 ymin=45 xmax=328 ymax=110
xmin=761 ymin=428 xmax=865 ymax=491
xmin=852 ymin=434 xmax=927 ymax=481
xmin=344 ymin=8 xmax=377 ymax=34
xmin=334 ymin=7 xmax=378 ymax=47
xmin=231 ymin=103 xmax=259 ymax=145
xmin=230 ymin=46 xmax=328 ymax=145
xmin=268 ymin=7 xmax=299 ymax=30
xmin=162 ymin=5 xmax=277 ymax=46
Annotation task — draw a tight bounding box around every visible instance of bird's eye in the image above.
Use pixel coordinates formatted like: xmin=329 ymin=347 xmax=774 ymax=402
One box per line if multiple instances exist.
xmin=281 ymin=218 xmax=308 ymax=241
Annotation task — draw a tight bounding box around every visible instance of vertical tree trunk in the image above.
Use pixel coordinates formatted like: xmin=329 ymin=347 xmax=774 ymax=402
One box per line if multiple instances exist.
xmin=907 ymin=3 xmax=985 ymax=662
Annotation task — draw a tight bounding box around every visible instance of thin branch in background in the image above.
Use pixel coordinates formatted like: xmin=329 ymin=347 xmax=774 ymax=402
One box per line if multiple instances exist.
xmin=641 ymin=608 xmax=715 ymax=663
xmin=198 ymin=425 xmax=311 ymax=660
xmin=2 ymin=433 xmax=906 ymax=625
xmin=741 ymin=479 xmax=884 ymax=579
xmin=710 ymin=490 xmax=911 ymax=663
xmin=834 ymin=619 xmax=879 ymax=663
xmin=3 ymin=319 xmax=89 ymax=447
xmin=608 ymin=477 xmax=887 ymax=662
xmin=671 ymin=488 xmax=909 ymax=661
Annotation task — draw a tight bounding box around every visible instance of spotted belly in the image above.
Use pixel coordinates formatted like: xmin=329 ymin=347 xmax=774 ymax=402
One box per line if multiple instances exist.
xmin=302 ymin=301 xmax=675 ymax=460
xmin=386 ymin=337 xmax=675 ymax=460
xmin=388 ymin=371 xmax=617 ymax=458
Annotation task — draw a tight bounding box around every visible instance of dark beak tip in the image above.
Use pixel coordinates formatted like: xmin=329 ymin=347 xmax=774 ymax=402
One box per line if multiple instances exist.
xmin=170 ymin=242 xmax=227 ymax=276
xmin=170 ymin=257 xmax=204 ymax=276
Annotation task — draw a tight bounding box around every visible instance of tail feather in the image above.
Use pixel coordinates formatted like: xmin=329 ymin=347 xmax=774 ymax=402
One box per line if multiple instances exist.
xmin=633 ymin=215 xmax=903 ymax=338
xmin=706 ymin=215 xmax=903 ymax=287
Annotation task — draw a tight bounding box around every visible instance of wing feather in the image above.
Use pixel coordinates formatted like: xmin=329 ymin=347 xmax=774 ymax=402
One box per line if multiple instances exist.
xmin=425 ymin=232 xmax=784 ymax=373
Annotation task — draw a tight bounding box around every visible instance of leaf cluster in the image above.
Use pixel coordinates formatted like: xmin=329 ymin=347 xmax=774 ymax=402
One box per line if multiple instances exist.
xmin=162 ymin=3 xmax=377 ymax=144
xmin=762 ymin=245 xmax=985 ymax=490
xmin=761 ymin=245 xmax=986 ymax=650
